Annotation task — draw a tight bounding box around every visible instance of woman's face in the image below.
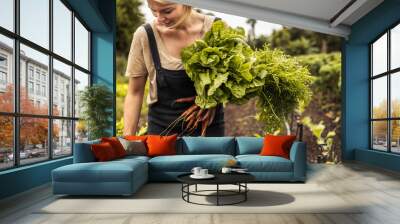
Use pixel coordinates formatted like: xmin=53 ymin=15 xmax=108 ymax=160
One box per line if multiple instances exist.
xmin=147 ymin=0 xmax=186 ymax=28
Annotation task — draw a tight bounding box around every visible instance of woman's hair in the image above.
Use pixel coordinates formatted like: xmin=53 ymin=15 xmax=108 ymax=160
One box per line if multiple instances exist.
xmin=149 ymin=0 xmax=193 ymax=28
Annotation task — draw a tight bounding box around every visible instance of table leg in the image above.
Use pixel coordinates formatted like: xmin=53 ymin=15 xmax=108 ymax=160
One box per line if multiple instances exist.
xmin=245 ymin=183 xmax=247 ymax=201
xmin=217 ymin=184 xmax=219 ymax=206
xmin=195 ymin=184 xmax=197 ymax=192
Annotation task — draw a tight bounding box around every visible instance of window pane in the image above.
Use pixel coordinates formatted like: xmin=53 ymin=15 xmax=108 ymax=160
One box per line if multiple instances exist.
xmin=53 ymin=119 xmax=72 ymax=158
xmin=0 ymin=0 xmax=14 ymax=31
xmin=75 ymin=120 xmax=88 ymax=143
xmin=391 ymin=72 xmax=400 ymax=118
xmin=53 ymin=0 xmax=72 ymax=60
xmin=0 ymin=116 xmax=14 ymax=170
xmin=391 ymin=120 xmax=400 ymax=153
xmin=74 ymin=69 xmax=89 ymax=118
xmin=53 ymin=59 xmax=72 ymax=117
xmin=391 ymin=24 xmax=400 ymax=70
xmin=0 ymin=35 xmax=14 ymax=113
xmin=20 ymin=44 xmax=49 ymax=115
xmin=20 ymin=117 xmax=49 ymax=165
xmin=372 ymin=33 xmax=387 ymax=76
xmin=20 ymin=0 xmax=49 ymax=49
xmin=75 ymin=18 xmax=89 ymax=70
xmin=372 ymin=76 xmax=387 ymax=119
xmin=372 ymin=121 xmax=388 ymax=151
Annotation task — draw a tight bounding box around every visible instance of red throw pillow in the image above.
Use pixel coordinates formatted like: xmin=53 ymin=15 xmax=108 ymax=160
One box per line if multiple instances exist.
xmin=101 ymin=137 xmax=126 ymax=158
xmin=91 ymin=142 xmax=118 ymax=162
xmin=260 ymin=135 xmax=297 ymax=159
xmin=146 ymin=134 xmax=177 ymax=157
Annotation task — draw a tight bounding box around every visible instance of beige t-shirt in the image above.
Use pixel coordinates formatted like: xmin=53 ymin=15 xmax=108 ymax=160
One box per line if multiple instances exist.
xmin=124 ymin=15 xmax=215 ymax=105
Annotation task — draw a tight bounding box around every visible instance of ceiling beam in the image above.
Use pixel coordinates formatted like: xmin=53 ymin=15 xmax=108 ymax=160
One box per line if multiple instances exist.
xmin=171 ymin=0 xmax=351 ymax=37
xmin=330 ymin=0 xmax=368 ymax=27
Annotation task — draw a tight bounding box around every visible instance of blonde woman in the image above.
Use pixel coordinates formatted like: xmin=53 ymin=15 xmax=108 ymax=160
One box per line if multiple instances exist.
xmin=123 ymin=0 xmax=224 ymax=136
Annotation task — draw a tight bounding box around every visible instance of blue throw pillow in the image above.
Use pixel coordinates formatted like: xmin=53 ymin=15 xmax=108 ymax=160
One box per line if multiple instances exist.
xmin=235 ymin=137 xmax=263 ymax=155
xmin=180 ymin=137 xmax=235 ymax=155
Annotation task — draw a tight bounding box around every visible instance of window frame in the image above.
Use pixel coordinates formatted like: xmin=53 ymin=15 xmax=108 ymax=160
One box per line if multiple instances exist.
xmin=370 ymin=21 xmax=400 ymax=154
xmin=0 ymin=0 xmax=92 ymax=171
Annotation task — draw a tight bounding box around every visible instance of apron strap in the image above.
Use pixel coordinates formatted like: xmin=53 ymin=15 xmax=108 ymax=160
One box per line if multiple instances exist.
xmin=143 ymin=23 xmax=162 ymax=72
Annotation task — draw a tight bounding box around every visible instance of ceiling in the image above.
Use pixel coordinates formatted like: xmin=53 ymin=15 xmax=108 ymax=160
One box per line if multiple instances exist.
xmin=172 ymin=0 xmax=384 ymax=38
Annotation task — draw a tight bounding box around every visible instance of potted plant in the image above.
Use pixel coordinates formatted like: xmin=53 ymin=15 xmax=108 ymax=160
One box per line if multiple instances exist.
xmin=79 ymin=84 xmax=113 ymax=140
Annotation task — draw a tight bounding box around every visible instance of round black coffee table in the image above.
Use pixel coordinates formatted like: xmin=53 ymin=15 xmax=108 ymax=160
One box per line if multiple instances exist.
xmin=177 ymin=173 xmax=255 ymax=206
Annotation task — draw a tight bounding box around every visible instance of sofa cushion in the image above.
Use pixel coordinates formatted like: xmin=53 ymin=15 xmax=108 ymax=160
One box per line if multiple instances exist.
xmin=52 ymin=159 xmax=147 ymax=183
xmin=236 ymin=155 xmax=293 ymax=172
xmin=149 ymin=154 xmax=235 ymax=172
xmin=235 ymin=137 xmax=263 ymax=155
xmin=179 ymin=137 xmax=235 ymax=155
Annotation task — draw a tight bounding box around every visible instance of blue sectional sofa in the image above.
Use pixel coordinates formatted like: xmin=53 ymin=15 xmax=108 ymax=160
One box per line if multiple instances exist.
xmin=52 ymin=137 xmax=306 ymax=196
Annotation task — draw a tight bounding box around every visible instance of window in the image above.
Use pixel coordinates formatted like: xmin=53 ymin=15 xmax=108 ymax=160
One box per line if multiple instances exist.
xmin=20 ymin=0 xmax=49 ymax=49
xmin=41 ymin=73 xmax=46 ymax=83
xmin=53 ymin=0 xmax=72 ymax=60
xmin=0 ymin=0 xmax=91 ymax=170
xmin=0 ymin=0 xmax=14 ymax=32
xmin=28 ymin=81 xmax=34 ymax=94
xmin=75 ymin=17 xmax=90 ymax=70
xmin=370 ymin=23 xmax=400 ymax=154
xmin=42 ymin=85 xmax=46 ymax=97
xmin=35 ymin=70 xmax=41 ymax=81
xmin=0 ymin=54 xmax=7 ymax=67
xmin=0 ymin=34 xmax=14 ymax=113
xmin=36 ymin=83 xmax=40 ymax=95
xmin=53 ymin=59 xmax=72 ymax=117
xmin=0 ymin=71 xmax=6 ymax=85
xmin=28 ymin=67 xmax=34 ymax=80
xmin=0 ymin=54 xmax=7 ymax=86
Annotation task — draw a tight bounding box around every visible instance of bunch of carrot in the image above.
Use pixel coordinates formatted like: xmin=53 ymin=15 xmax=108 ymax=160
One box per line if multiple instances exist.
xmin=161 ymin=96 xmax=216 ymax=136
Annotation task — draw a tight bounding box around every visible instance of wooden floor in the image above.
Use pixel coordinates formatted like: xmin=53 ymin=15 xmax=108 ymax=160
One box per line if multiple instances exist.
xmin=1 ymin=162 xmax=400 ymax=224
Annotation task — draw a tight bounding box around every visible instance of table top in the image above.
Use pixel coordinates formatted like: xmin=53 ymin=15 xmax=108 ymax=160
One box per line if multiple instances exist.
xmin=177 ymin=172 xmax=255 ymax=185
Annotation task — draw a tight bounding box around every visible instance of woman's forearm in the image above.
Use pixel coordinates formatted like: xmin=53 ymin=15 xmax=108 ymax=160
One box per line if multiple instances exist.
xmin=123 ymin=92 xmax=144 ymax=136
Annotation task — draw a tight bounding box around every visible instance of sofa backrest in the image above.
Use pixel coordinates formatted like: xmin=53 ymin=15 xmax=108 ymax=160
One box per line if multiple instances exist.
xmin=235 ymin=137 xmax=263 ymax=155
xmin=73 ymin=139 xmax=100 ymax=163
xmin=178 ymin=137 xmax=236 ymax=155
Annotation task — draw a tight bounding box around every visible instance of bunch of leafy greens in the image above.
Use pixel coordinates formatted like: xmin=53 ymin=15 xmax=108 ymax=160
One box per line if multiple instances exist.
xmin=253 ymin=46 xmax=314 ymax=133
xmin=181 ymin=21 xmax=314 ymax=133
xmin=181 ymin=21 xmax=257 ymax=108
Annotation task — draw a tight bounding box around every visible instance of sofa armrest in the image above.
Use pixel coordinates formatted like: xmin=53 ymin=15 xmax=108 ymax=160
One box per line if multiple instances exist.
xmin=289 ymin=141 xmax=307 ymax=181
xmin=73 ymin=140 xmax=100 ymax=163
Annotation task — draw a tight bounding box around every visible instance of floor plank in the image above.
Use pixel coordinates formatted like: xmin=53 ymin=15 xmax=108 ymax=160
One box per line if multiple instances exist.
xmin=1 ymin=162 xmax=400 ymax=224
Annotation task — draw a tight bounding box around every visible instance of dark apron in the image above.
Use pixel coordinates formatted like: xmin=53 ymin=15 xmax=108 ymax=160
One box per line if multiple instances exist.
xmin=143 ymin=23 xmax=224 ymax=136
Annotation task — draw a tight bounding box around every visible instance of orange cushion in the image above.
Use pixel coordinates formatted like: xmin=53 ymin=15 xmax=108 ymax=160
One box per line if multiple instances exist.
xmin=101 ymin=137 xmax=126 ymax=158
xmin=91 ymin=142 xmax=118 ymax=161
xmin=124 ymin=135 xmax=147 ymax=142
xmin=260 ymin=135 xmax=297 ymax=159
xmin=146 ymin=134 xmax=177 ymax=157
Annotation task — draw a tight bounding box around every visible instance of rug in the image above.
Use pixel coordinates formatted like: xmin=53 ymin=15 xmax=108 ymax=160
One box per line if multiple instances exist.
xmin=37 ymin=183 xmax=362 ymax=214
